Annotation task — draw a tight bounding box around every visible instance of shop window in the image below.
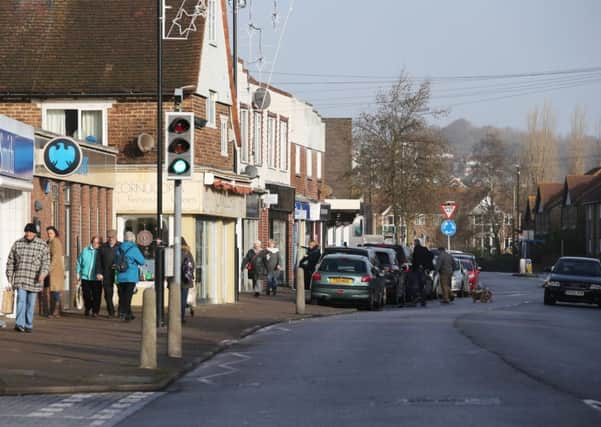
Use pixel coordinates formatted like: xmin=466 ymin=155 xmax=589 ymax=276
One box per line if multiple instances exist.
xmin=43 ymin=104 xmax=107 ymax=145
xmin=120 ymin=216 xmax=169 ymax=281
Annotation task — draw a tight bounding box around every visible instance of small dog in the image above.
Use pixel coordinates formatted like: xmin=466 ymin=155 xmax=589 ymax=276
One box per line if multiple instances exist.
xmin=471 ymin=286 xmax=493 ymax=303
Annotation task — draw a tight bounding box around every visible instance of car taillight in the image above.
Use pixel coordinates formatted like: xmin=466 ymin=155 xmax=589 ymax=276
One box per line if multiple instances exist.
xmin=311 ymin=272 xmax=321 ymax=281
xmin=468 ymin=272 xmax=475 ymax=278
xmin=361 ymin=275 xmax=371 ymax=282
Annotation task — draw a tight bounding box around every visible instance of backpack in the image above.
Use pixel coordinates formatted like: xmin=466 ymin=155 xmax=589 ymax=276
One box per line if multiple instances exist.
xmin=182 ymin=253 xmax=195 ymax=283
xmin=112 ymin=246 xmax=131 ymax=273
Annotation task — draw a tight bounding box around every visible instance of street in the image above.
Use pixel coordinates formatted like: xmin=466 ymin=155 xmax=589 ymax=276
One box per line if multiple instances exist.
xmin=1 ymin=272 xmax=600 ymax=427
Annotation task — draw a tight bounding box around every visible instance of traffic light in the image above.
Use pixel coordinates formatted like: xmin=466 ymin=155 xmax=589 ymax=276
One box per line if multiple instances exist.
xmin=166 ymin=112 xmax=194 ymax=179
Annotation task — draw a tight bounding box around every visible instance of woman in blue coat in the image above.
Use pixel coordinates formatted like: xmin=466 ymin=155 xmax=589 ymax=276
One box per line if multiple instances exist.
xmin=116 ymin=231 xmax=145 ymax=321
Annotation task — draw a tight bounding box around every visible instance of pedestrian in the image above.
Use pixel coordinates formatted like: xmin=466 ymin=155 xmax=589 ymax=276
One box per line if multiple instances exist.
xmin=411 ymin=239 xmax=434 ymax=307
xmin=95 ymin=229 xmax=120 ymax=317
xmin=435 ymin=247 xmax=455 ymax=304
xmin=299 ymin=239 xmax=320 ymax=291
xmin=46 ymin=226 xmax=65 ymax=318
xmin=241 ymin=240 xmax=262 ymax=297
xmin=116 ymin=231 xmax=145 ymax=321
xmin=264 ymin=239 xmax=282 ymax=296
xmin=5 ymin=223 xmax=50 ymax=333
xmin=180 ymin=237 xmax=195 ymax=322
xmin=76 ymin=236 xmax=102 ymax=317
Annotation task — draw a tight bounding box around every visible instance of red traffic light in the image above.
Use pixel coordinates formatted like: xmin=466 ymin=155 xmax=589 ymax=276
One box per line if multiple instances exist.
xmin=168 ymin=139 xmax=190 ymax=154
xmin=168 ymin=118 xmax=190 ymax=134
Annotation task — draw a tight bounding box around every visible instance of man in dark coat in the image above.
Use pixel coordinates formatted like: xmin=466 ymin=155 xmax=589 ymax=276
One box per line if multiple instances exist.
xmin=241 ymin=240 xmax=262 ymax=297
xmin=410 ymin=239 xmax=433 ymax=306
xmin=299 ymin=240 xmax=320 ymax=290
xmin=95 ymin=229 xmax=120 ymax=317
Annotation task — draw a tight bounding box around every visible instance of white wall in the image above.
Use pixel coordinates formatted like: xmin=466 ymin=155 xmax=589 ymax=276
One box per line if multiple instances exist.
xmin=196 ymin=0 xmax=232 ymax=106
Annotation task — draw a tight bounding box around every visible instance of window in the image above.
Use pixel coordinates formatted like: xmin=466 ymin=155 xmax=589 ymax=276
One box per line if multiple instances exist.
xmin=267 ymin=116 xmax=276 ymax=168
xmin=295 ymin=145 xmax=301 ymax=175
xmin=316 ymin=151 xmax=322 ymax=179
xmin=207 ymin=91 xmax=217 ymax=127
xmin=414 ymin=214 xmax=425 ymax=226
xmin=43 ymin=104 xmax=108 ymax=145
xmin=208 ymin=0 xmax=217 ymax=44
xmin=220 ymin=115 xmax=228 ymax=156
xmin=306 ymin=148 xmax=312 ymax=177
xmin=279 ymin=120 xmax=288 ymax=171
xmin=253 ymin=112 xmax=262 ymax=165
xmin=240 ymin=109 xmax=249 ymax=162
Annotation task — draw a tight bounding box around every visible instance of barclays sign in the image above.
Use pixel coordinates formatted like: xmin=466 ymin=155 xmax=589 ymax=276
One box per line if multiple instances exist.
xmin=0 ymin=115 xmax=35 ymax=181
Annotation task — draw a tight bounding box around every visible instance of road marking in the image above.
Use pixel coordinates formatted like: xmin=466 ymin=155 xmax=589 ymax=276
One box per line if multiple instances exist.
xmin=194 ymin=352 xmax=252 ymax=384
xmin=584 ymin=399 xmax=601 ymax=413
xmin=397 ymin=397 xmax=501 ymax=406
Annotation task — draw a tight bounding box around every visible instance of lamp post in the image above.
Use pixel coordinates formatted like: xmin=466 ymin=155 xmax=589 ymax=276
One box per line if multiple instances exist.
xmin=515 ymin=164 xmax=521 ymax=257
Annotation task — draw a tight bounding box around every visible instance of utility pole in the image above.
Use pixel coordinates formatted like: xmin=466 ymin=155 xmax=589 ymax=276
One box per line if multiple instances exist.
xmin=155 ymin=0 xmax=165 ymax=328
xmin=516 ymin=164 xmax=521 ymax=257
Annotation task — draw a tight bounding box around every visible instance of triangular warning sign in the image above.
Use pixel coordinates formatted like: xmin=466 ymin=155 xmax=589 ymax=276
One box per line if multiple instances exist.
xmin=441 ymin=204 xmax=457 ymax=219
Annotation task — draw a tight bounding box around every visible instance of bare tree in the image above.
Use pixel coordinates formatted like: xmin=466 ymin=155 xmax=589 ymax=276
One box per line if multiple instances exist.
xmin=521 ymin=100 xmax=559 ymax=195
xmin=353 ymin=72 xmax=448 ymax=244
xmin=471 ymin=130 xmax=515 ymax=254
xmin=568 ymin=106 xmax=587 ymax=175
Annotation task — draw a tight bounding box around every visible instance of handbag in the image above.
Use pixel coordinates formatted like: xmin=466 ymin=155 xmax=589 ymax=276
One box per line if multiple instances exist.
xmin=2 ymin=289 xmax=14 ymax=314
xmin=245 ymin=262 xmax=253 ymax=271
xmin=73 ymin=284 xmax=84 ymax=310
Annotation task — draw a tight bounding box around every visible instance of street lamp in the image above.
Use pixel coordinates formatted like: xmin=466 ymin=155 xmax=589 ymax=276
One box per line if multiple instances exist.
xmin=515 ymin=164 xmax=521 ymax=257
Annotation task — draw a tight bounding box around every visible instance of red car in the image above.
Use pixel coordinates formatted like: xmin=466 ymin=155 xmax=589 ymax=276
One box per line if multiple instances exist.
xmin=458 ymin=257 xmax=480 ymax=291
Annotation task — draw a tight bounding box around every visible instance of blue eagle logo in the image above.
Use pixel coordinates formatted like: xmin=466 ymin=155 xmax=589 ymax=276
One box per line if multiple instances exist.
xmin=48 ymin=141 xmax=76 ymax=171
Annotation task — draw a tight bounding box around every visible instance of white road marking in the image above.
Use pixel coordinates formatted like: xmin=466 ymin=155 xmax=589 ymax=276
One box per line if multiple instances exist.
xmin=583 ymin=399 xmax=601 ymax=413
xmin=194 ymin=352 xmax=252 ymax=384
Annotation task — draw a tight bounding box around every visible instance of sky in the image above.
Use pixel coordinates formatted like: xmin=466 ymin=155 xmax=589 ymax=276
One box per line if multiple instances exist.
xmin=234 ymin=0 xmax=601 ymax=136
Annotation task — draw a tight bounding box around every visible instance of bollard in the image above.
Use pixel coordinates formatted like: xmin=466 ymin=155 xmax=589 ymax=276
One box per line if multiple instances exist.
xmin=296 ymin=267 xmax=305 ymax=315
xmin=168 ymin=279 xmax=182 ymax=358
xmin=140 ymin=288 xmax=157 ymax=369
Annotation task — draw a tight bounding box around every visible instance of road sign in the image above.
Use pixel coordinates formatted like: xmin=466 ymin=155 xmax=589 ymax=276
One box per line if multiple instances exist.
xmin=441 ymin=219 xmax=457 ymax=236
xmin=440 ymin=202 xmax=457 ymax=220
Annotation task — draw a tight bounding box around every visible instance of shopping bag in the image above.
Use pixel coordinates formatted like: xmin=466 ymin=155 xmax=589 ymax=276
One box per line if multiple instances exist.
xmin=2 ymin=289 xmax=14 ymax=314
xmin=73 ymin=284 xmax=83 ymax=310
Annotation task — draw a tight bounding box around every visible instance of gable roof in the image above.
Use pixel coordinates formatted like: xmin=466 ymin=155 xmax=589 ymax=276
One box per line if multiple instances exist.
xmin=534 ymin=182 xmax=563 ymax=213
xmin=563 ymin=175 xmax=601 ymax=206
xmin=0 ymin=1 xmax=204 ymax=97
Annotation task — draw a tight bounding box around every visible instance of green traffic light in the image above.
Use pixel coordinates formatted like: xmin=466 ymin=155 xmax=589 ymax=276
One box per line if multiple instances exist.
xmin=169 ymin=159 xmax=190 ymax=175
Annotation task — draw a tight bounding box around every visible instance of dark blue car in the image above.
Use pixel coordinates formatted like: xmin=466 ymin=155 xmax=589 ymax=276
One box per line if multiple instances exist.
xmin=544 ymin=257 xmax=601 ymax=307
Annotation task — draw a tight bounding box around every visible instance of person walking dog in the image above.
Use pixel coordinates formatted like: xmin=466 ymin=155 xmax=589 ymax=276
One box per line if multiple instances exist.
xmin=435 ymin=247 xmax=455 ymax=304
xmin=5 ymin=223 xmax=50 ymax=333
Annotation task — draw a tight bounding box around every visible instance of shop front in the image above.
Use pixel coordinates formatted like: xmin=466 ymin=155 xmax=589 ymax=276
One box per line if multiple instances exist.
xmin=114 ymin=169 xmax=247 ymax=304
xmin=0 ymin=115 xmax=35 ymax=316
xmin=33 ymin=130 xmax=117 ymax=305
xmin=241 ymin=193 xmax=261 ymax=292
xmin=265 ymin=183 xmax=295 ymax=285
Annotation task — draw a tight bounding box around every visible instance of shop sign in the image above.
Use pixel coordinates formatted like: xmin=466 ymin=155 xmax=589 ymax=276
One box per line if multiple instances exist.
xmin=0 ymin=115 xmax=34 ymax=181
xmin=265 ymin=183 xmax=295 ymax=212
xmin=319 ymin=203 xmax=331 ymax=221
xmin=42 ymin=137 xmax=83 ymax=177
xmin=246 ymin=193 xmax=260 ymax=219
xmin=309 ymin=202 xmax=321 ymax=221
xmin=295 ymin=201 xmax=310 ymax=220
xmin=263 ymin=193 xmax=279 ymax=206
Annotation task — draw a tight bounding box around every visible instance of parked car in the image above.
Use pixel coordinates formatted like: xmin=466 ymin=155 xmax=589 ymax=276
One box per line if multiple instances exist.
xmin=364 ymin=246 xmax=404 ymax=305
xmin=543 ymin=257 xmax=601 ymax=307
xmin=321 ymin=246 xmax=382 ymax=269
xmin=455 ymin=254 xmax=480 ymax=291
xmin=310 ymin=254 xmax=386 ymax=310
xmin=431 ymin=256 xmax=469 ymax=298
xmin=361 ymin=243 xmax=412 ymax=267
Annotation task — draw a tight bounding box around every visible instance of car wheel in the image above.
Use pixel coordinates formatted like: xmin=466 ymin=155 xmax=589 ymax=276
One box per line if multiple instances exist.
xmin=543 ymin=290 xmax=555 ymax=305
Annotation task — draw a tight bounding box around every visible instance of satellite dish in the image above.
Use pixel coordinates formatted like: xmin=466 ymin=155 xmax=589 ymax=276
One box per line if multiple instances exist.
xmin=137 ymin=133 xmax=155 ymax=153
xmin=252 ymin=88 xmax=271 ymax=110
xmin=244 ymin=165 xmax=258 ymax=179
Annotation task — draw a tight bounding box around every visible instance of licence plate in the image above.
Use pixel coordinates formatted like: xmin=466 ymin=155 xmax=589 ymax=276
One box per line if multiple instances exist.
xmin=330 ymin=277 xmax=353 ymax=284
xmin=565 ymin=290 xmax=585 ymax=296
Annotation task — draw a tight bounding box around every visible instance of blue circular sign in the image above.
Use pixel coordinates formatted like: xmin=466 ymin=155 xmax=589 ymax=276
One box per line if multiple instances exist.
xmin=441 ymin=219 xmax=457 ymax=236
xmin=42 ymin=137 xmax=83 ymax=177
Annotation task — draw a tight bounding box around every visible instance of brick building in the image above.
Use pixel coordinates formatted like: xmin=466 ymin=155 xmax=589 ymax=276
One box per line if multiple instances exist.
xmin=0 ymin=0 xmax=249 ymax=305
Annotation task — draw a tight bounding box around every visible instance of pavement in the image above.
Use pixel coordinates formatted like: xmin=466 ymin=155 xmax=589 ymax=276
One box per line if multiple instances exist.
xmin=0 ymin=288 xmax=354 ymax=396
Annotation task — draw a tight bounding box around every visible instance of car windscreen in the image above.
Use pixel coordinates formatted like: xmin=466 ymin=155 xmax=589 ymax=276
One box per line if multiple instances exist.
xmin=319 ymin=258 xmax=367 ymax=274
xmin=460 ymin=259 xmax=474 ymax=271
xmin=554 ymin=259 xmax=601 ymax=277
xmin=453 ymin=259 xmax=461 ymax=271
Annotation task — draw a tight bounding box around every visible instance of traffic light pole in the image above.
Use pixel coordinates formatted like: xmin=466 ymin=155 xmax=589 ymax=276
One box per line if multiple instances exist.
xmin=155 ymin=0 xmax=165 ymax=328
xmin=168 ymin=178 xmax=182 ymax=358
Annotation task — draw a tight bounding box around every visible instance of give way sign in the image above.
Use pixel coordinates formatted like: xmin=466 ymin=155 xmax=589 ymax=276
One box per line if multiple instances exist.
xmin=440 ymin=201 xmax=457 ymax=220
